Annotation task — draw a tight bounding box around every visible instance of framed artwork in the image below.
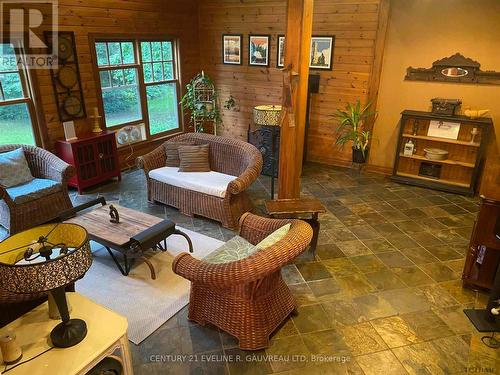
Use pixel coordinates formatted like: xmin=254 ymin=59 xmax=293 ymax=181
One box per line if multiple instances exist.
xmin=222 ymin=34 xmax=242 ymax=65
xmin=249 ymin=35 xmax=270 ymax=67
xmin=62 ymin=121 xmax=77 ymax=141
xmin=310 ymin=36 xmax=335 ymax=70
xmin=277 ymin=35 xmax=285 ymax=68
xmin=427 ymin=120 xmax=461 ymax=140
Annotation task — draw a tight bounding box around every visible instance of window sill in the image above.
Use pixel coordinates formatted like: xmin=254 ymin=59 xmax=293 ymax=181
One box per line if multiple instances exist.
xmin=115 ymin=129 xmax=184 ymax=151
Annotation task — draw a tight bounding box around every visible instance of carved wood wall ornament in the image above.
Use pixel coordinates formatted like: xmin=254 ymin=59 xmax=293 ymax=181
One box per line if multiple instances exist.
xmin=405 ymin=53 xmax=500 ymax=85
xmin=44 ymin=31 xmax=87 ymax=121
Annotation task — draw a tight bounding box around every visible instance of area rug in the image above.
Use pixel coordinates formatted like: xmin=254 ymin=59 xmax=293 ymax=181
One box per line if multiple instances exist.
xmin=76 ymin=227 xmax=224 ymax=344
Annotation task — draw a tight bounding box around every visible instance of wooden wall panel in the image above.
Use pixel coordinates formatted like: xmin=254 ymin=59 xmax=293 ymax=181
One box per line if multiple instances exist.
xmin=2 ymin=0 xmax=200 ymax=164
xmin=198 ymin=0 xmax=383 ymax=166
xmin=3 ymin=0 xmax=386 ymax=170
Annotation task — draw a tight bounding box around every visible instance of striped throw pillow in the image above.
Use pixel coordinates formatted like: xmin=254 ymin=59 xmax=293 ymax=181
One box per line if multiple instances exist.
xmin=178 ymin=144 xmax=211 ymax=172
xmin=164 ymin=141 xmax=195 ymax=167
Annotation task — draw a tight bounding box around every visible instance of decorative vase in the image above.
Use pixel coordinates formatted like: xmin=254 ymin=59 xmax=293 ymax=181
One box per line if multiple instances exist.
xmin=352 ymin=147 xmax=368 ymax=164
xmin=470 ymin=127 xmax=479 ymax=143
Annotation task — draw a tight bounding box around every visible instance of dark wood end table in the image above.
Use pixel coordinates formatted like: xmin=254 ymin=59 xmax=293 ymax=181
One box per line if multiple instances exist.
xmin=265 ymin=197 xmax=326 ymax=258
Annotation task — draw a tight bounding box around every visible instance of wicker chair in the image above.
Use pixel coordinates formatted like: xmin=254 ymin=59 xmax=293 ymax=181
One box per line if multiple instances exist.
xmin=172 ymin=213 xmax=313 ymax=350
xmin=0 ymin=144 xmax=74 ymax=235
xmin=137 ymin=133 xmax=263 ymax=229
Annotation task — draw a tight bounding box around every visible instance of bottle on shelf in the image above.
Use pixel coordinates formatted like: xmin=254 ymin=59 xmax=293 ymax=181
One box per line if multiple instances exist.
xmin=403 ymin=139 xmax=415 ymax=156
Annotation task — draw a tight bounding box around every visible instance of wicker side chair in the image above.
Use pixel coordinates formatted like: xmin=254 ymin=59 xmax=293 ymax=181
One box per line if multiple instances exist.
xmin=172 ymin=213 xmax=313 ymax=350
xmin=137 ymin=133 xmax=263 ymax=229
xmin=0 ymin=144 xmax=74 ymax=235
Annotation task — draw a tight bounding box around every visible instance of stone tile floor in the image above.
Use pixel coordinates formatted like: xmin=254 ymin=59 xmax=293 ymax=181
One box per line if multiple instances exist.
xmin=2 ymin=163 xmax=498 ymax=374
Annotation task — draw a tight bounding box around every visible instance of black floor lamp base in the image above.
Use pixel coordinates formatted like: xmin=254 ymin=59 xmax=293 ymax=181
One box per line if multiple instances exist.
xmin=463 ymin=309 xmax=500 ymax=332
xmin=50 ymin=318 xmax=87 ymax=348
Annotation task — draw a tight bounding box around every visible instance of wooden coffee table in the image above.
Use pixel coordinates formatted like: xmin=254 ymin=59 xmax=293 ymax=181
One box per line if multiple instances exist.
xmin=64 ymin=198 xmax=193 ymax=279
xmin=265 ymin=197 xmax=326 ymax=258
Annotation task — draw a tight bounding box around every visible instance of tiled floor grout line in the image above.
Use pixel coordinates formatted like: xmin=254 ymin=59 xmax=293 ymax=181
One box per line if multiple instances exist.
xmin=388 ymin=347 xmax=412 ymax=375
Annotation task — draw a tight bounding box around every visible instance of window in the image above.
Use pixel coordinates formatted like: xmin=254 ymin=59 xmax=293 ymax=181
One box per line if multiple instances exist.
xmin=94 ymin=38 xmax=180 ymax=137
xmin=95 ymin=41 xmax=142 ymax=127
xmin=0 ymin=43 xmax=38 ymax=145
xmin=141 ymin=41 xmax=179 ymax=135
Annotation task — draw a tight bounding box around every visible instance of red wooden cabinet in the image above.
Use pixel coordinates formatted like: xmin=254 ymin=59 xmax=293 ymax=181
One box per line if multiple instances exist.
xmin=56 ymin=131 xmax=121 ymax=194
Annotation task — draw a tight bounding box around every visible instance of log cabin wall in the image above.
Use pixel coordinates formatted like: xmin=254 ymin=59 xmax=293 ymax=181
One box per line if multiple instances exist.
xmin=2 ymin=0 xmax=200 ymax=163
xmin=198 ymin=0 xmax=384 ymax=166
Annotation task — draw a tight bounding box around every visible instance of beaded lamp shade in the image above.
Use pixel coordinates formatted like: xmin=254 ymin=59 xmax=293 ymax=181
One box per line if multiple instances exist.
xmin=253 ymin=105 xmax=282 ymax=127
xmin=0 ymin=223 xmax=92 ymax=294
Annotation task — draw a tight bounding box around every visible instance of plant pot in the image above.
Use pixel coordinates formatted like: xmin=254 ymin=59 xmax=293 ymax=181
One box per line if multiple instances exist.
xmin=352 ymin=147 xmax=368 ymax=164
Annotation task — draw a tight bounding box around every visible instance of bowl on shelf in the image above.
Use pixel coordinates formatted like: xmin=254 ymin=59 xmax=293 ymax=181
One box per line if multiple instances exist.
xmin=423 ymin=148 xmax=449 ymax=161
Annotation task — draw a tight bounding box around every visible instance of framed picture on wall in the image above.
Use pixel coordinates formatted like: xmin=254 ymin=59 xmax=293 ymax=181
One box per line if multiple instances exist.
xmin=310 ymin=36 xmax=335 ymax=70
xmin=249 ymin=35 xmax=270 ymax=67
xmin=277 ymin=35 xmax=285 ymax=68
xmin=222 ymin=34 xmax=242 ymax=65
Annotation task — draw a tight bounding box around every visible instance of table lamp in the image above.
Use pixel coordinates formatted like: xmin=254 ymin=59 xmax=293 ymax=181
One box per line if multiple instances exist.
xmin=0 ymin=223 xmax=92 ymax=348
xmin=253 ymin=105 xmax=282 ymax=198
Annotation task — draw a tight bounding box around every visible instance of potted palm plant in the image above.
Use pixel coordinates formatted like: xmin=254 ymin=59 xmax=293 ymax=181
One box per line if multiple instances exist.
xmin=332 ymin=100 xmax=376 ymax=164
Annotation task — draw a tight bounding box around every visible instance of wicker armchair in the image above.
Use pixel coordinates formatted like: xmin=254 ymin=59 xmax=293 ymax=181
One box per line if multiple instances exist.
xmin=173 ymin=213 xmax=313 ymax=350
xmin=0 ymin=144 xmax=74 ymax=234
xmin=137 ymin=133 xmax=263 ymax=229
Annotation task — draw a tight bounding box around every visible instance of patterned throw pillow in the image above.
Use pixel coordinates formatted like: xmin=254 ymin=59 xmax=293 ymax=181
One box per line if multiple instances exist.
xmin=0 ymin=148 xmax=34 ymax=188
xmin=164 ymin=141 xmax=195 ymax=167
xmin=256 ymin=224 xmax=291 ymax=249
xmin=178 ymin=144 xmax=211 ymax=172
xmin=204 ymin=235 xmax=258 ymax=264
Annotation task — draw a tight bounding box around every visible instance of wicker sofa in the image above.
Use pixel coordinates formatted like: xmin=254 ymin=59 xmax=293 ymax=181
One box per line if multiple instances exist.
xmin=0 ymin=144 xmax=74 ymax=235
xmin=137 ymin=133 xmax=263 ymax=229
xmin=173 ymin=213 xmax=313 ymax=350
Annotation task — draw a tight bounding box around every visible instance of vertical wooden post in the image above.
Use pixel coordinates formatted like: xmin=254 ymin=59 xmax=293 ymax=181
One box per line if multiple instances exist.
xmin=278 ymin=0 xmax=314 ymax=199
xmin=365 ymin=0 xmax=391 ymax=132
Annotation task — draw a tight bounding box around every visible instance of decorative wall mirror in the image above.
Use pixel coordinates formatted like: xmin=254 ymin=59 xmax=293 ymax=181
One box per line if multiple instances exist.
xmin=405 ymin=53 xmax=500 ymax=85
xmin=441 ymin=67 xmax=468 ymax=78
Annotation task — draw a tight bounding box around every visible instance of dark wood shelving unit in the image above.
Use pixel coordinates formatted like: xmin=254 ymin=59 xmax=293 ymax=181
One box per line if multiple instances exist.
xmin=391 ymin=110 xmax=491 ymax=196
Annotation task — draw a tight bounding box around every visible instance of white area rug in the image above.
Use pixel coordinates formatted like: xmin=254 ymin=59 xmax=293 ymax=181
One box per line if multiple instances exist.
xmin=77 ymin=227 xmax=224 ymax=344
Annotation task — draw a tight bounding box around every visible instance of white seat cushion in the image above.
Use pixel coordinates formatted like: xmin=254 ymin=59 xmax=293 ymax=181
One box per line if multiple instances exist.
xmin=149 ymin=167 xmax=237 ymax=198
